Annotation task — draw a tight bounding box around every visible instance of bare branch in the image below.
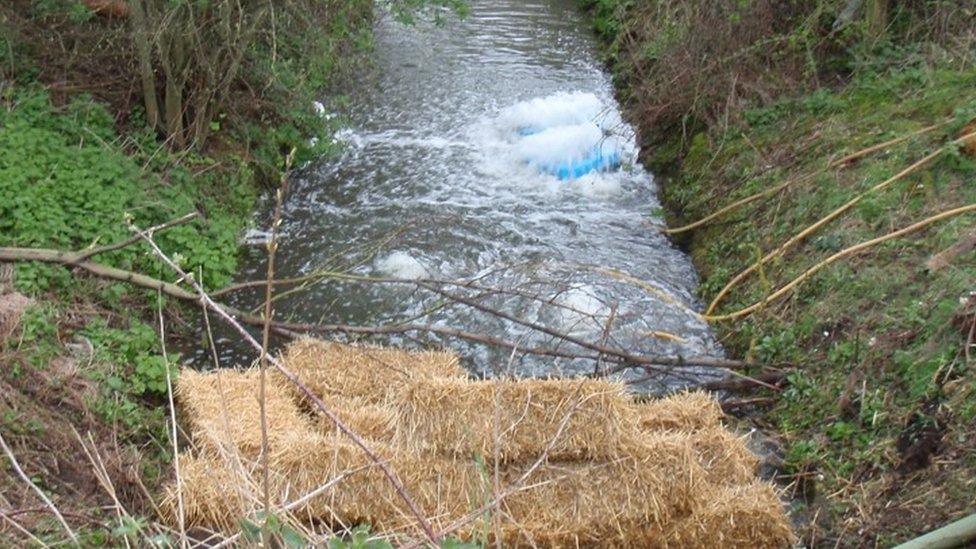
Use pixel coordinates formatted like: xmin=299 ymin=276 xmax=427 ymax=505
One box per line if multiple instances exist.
xmin=0 ymin=431 xmax=79 ymax=544
xmin=127 ymin=222 xmax=440 ymax=545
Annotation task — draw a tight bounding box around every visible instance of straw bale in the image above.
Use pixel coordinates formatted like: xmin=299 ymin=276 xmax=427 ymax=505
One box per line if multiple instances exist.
xmin=167 ymin=346 xmax=788 ymax=545
xmin=493 ymin=432 xmax=707 ymax=545
xmin=160 ymin=454 xmax=256 ymax=533
xmin=395 ymin=377 xmax=639 ymax=462
xmin=266 ymin=430 xmax=481 ymax=534
xmin=283 ymin=338 xmax=466 ymax=404
xmin=314 ymin=396 xmax=397 ymax=443
xmin=687 ymin=427 xmax=759 ymax=486
xmin=175 ymin=368 xmax=311 ymax=457
xmin=665 ymin=481 xmax=794 ymax=548
xmin=635 ymin=391 xmax=724 ymax=432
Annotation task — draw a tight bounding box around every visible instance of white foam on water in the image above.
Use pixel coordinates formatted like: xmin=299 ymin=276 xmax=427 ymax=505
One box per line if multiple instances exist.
xmin=467 ymin=91 xmax=637 ymax=192
xmin=557 ymin=285 xmax=609 ymax=334
xmin=515 ymin=122 xmax=619 ymax=168
xmin=335 ymin=128 xmax=469 ymax=150
xmin=566 ymin=170 xmax=625 ymax=197
xmin=376 ymin=251 xmax=428 ymax=280
xmin=497 ymin=91 xmax=605 ymax=133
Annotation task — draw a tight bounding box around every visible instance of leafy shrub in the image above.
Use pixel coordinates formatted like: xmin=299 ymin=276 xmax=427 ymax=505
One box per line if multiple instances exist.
xmin=0 ymin=88 xmax=249 ymax=294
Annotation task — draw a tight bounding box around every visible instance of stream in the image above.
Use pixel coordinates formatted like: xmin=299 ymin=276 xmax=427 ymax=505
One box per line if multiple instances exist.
xmin=190 ymin=0 xmax=724 ymax=390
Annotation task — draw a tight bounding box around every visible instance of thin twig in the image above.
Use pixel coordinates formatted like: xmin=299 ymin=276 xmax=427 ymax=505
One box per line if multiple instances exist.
xmin=258 ymin=149 xmax=294 ymax=528
xmin=0 ymin=431 xmax=78 ymax=544
xmin=707 ymin=202 xmax=976 ymax=321
xmin=74 ymin=212 xmax=199 ymax=263
xmin=0 ymin=243 xmax=756 ymax=373
xmin=209 ymin=465 xmax=371 ymax=549
xmin=0 ymin=510 xmax=47 ymax=546
xmin=156 ymin=289 xmax=187 ymax=548
xmin=665 ymin=121 xmax=948 ymax=235
xmin=128 ymin=223 xmax=440 ymax=545
xmin=402 ymin=392 xmax=596 ymax=548
xmin=707 ymin=130 xmax=975 ymax=315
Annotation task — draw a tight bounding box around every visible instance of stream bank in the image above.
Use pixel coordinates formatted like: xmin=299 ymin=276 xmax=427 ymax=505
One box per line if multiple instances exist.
xmin=585 ymin=1 xmax=976 ymax=546
xmin=0 ymin=1 xmax=371 ymax=544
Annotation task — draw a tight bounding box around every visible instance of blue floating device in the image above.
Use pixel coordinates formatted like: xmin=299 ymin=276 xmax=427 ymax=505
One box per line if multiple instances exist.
xmin=541 ymin=146 xmax=621 ymax=180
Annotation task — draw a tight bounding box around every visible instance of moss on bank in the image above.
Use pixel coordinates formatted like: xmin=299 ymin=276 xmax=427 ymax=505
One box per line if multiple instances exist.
xmin=586 ymin=0 xmax=976 ymax=546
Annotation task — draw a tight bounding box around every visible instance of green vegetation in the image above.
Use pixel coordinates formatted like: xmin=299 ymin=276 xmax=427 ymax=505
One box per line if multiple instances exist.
xmin=585 ymin=0 xmax=976 ymax=546
xmin=0 ymin=0 xmax=371 ymax=545
xmin=1 ymin=89 xmax=251 ymax=292
xmin=1 ymin=0 xmax=472 ymax=544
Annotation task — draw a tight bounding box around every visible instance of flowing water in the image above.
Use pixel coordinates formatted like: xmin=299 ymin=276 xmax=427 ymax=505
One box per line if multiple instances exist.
xmin=195 ymin=0 xmax=724 ymax=389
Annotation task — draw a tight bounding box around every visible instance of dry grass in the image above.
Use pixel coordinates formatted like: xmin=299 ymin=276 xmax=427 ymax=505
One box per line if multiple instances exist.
xmin=634 ymin=390 xmax=724 ymax=432
xmin=606 ymin=0 xmax=976 ymax=153
xmin=686 ymin=427 xmax=759 ymax=486
xmin=497 ymin=433 xmax=702 ymax=545
xmin=665 ymin=481 xmax=796 ymax=548
xmin=163 ymin=454 xmax=255 ymax=532
xmin=313 ymin=395 xmax=397 ymax=443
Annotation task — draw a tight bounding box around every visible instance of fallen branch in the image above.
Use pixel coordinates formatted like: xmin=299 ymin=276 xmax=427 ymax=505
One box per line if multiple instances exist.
xmin=416 ymin=282 xmax=737 ymax=370
xmin=0 ymin=247 xmax=756 ymax=372
xmin=706 ymin=203 xmax=976 ymax=322
xmin=665 ymin=122 xmax=948 ymax=236
xmin=699 ymin=371 xmax=786 ymax=392
xmin=127 ymin=223 xmax=440 ymax=545
xmin=707 ymin=129 xmax=976 ymax=315
xmin=215 ymin=269 xmax=648 ymax=327
xmin=666 ymin=171 xmax=820 ymax=236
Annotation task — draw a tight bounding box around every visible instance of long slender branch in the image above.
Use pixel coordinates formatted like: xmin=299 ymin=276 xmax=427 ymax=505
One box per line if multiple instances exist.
xmin=126 ymin=224 xmax=440 ymax=545
xmin=0 ymin=247 xmax=754 ymax=371
xmin=0 ymin=431 xmax=78 ymax=544
xmin=707 ymin=129 xmax=976 ymax=315
xmin=258 ymin=149 xmax=293 ymax=524
xmin=665 ymin=121 xmax=947 ymax=235
xmin=74 ymin=212 xmax=199 ymax=263
xmin=706 ymin=202 xmax=976 ymax=321
xmin=416 ymin=282 xmax=745 ymax=369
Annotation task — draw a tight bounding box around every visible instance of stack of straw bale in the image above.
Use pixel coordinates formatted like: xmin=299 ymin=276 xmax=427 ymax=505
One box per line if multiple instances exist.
xmin=164 ymin=338 xmax=794 ymax=547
